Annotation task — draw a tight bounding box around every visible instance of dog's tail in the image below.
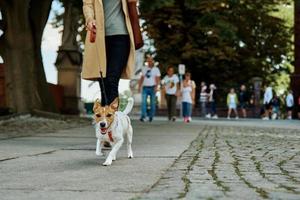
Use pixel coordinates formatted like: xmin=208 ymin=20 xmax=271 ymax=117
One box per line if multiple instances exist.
xmin=122 ymin=97 xmax=134 ymax=115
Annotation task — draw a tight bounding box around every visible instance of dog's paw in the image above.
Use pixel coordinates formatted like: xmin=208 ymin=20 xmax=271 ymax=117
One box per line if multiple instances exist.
xmin=112 ymin=156 xmax=116 ymax=161
xmin=102 ymin=160 xmax=112 ymax=166
xmin=128 ymin=151 xmax=133 ymax=159
xmin=128 ymin=154 xmax=133 ymax=159
xmin=95 ymin=151 xmax=104 ymax=156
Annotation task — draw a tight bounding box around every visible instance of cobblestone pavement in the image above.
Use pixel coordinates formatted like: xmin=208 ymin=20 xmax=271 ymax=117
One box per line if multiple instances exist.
xmin=140 ymin=125 xmax=300 ymax=200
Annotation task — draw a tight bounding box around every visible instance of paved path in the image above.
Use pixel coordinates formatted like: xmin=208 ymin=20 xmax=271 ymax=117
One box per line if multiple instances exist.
xmin=140 ymin=123 xmax=300 ymax=200
xmin=0 ymin=118 xmax=300 ymax=200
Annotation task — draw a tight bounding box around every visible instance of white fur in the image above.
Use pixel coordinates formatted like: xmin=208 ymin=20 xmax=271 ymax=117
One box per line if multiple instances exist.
xmin=94 ymin=98 xmax=134 ymax=166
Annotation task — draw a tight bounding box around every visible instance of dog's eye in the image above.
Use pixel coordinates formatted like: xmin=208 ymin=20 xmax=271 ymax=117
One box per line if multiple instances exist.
xmin=106 ymin=114 xmax=112 ymax=117
xmin=96 ymin=114 xmax=101 ymax=118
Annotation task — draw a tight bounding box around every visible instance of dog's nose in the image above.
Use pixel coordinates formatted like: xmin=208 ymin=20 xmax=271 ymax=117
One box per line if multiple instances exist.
xmin=100 ymin=122 xmax=106 ymax=128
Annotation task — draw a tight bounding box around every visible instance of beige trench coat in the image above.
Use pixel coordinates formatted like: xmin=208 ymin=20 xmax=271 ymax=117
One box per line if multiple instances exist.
xmin=82 ymin=0 xmax=136 ymax=80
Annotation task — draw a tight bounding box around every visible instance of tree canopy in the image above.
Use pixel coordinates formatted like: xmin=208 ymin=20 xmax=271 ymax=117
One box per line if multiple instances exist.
xmin=140 ymin=0 xmax=293 ymax=94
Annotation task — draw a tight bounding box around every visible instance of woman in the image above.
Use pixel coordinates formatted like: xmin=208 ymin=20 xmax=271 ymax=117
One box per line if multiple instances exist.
xmin=82 ymin=0 xmax=138 ymax=106
xmin=181 ymin=72 xmax=196 ymax=123
xmin=227 ymin=88 xmax=239 ymax=119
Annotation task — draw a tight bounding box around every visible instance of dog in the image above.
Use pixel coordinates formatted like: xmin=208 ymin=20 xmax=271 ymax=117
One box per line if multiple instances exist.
xmin=93 ymin=97 xmax=134 ymax=166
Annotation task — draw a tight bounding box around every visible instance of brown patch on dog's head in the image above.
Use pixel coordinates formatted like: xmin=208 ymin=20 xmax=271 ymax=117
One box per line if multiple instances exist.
xmin=93 ymin=98 xmax=119 ymax=133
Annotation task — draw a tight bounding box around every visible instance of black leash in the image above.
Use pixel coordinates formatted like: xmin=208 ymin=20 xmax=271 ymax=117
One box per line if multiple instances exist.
xmin=99 ymin=71 xmax=108 ymax=106
xmin=90 ymin=25 xmax=108 ymax=106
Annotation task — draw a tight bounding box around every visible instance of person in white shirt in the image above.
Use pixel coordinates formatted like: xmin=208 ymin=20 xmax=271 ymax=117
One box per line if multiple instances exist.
xmin=162 ymin=66 xmax=179 ymax=121
xmin=262 ymin=86 xmax=273 ymax=120
xmin=199 ymin=82 xmax=208 ymax=117
xmin=181 ymin=72 xmax=196 ymax=123
xmin=286 ymin=90 xmax=294 ymax=120
xmin=207 ymin=84 xmax=218 ymax=119
xmin=138 ymin=56 xmax=161 ymax=122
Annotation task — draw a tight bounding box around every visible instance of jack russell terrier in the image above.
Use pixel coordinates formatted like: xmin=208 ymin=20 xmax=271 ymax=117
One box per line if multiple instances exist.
xmin=93 ymin=97 xmax=134 ymax=166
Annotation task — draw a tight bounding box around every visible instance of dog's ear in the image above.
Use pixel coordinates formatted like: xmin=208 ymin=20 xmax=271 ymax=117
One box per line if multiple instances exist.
xmin=110 ymin=97 xmax=119 ymax=111
xmin=93 ymin=99 xmax=101 ymax=112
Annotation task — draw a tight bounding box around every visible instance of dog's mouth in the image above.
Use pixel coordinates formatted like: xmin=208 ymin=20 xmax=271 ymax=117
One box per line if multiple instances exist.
xmin=100 ymin=128 xmax=107 ymax=135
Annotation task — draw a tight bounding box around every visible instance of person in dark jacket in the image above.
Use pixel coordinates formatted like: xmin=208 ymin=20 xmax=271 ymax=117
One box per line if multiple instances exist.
xmin=271 ymin=94 xmax=280 ymax=119
xmin=238 ymin=85 xmax=249 ymax=118
xmin=206 ymin=84 xmax=218 ymax=119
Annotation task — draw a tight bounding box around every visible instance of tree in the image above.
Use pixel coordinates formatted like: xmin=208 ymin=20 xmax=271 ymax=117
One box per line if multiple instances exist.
xmin=52 ymin=0 xmax=85 ymax=47
xmin=291 ymin=0 xmax=300 ymax=100
xmin=0 ymin=0 xmax=57 ymax=113
xmin=140 ymin=0 xmax=293 ymax=97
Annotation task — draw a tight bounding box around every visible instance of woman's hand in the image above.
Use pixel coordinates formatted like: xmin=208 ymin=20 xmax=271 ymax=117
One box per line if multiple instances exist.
xmin=86 ymin=20 xmax=96 ymax=32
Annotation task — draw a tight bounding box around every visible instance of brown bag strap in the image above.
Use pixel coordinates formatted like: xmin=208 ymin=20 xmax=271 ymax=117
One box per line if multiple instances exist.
xmin=127 ymin=2 xmax=144 ymax=50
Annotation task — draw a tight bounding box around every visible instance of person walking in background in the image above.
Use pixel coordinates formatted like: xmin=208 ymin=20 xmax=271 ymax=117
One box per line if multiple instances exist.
xmin=162 ymin=66 xmax=179 ymax=121
xmin=206 ymin=84 xmax=218 ymax=119
xmin=262 ymin=86 xmax=273 ymax=120
xmin=138 ymin=56 xmax=161 ymax=122
xmin=227 ymin=88 xmax=239 ymax=119
xmin=238 ymin=85 xmax=249 ymax=118
xmin=199 ymin=82 xmax=208 ymax=117
xmin=286 ymin=90 xmax=294 ymax=120
xmin=249 ymin=92 xmax=256 ymax=118
xmin=181 ymin=72 xmax=196 ymax=123
xmin=271 ymin=94 xmax=281 ymax=120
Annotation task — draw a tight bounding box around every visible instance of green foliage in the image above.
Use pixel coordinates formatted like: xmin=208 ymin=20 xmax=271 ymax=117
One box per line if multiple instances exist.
xmin=140 ymin=0 xmax=293 ymax=95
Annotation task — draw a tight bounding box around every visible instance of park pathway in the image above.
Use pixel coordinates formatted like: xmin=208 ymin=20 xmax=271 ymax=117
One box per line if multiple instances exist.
xmin=0 ymin=116 xmax=299 ymax=200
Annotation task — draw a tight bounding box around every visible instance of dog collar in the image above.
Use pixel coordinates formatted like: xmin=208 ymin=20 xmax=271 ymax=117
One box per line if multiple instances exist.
xmin=108 ymin=131 xmax=114 ymax=142
xmin=99 ymin=129 xmax=114 ymax=142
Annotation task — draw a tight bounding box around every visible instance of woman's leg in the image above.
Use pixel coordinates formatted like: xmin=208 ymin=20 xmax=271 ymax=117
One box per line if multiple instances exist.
xmin=182 ymin=102 xmax=187 ymax=118
xmin=187 ymin=103 xmax=192 ymax=118
xmin=100 ymin=35 xmax=130 ymax=106
xmin=234 ymin=108 xmax=239 ymax=117
xmin=228 ymin=108 xmax=232 ymax=118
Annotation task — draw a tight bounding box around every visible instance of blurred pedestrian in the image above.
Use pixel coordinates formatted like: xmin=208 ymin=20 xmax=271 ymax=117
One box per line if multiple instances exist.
xmin=199 ymin=82 xmax=208 ymax=117
xmin=271 ymin=94 xmax=280 ymax=120
xmin=206 ymin=84 xmax=218 ymax=119
xmin=227 ymin=88 xmax=239 ymax=119
xmin=249 ymin=92 xmax=256 ymax=117
xmin=138 ymin=56 xmax=161 ymax=122
xmin=181 ymin=72 xmax=196 ymax=123
xmin=238 ymin=85 xmax=249 ymax=118
xmin=286 ymin=90 xmax=294 ymax=120
xmin=162 ymin=66 xmax=180 ymax=121
xmin=262 ymin=86 xmax=273 ymax=120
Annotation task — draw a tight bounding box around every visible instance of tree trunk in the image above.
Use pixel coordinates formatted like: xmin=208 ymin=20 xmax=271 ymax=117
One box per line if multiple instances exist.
xmin=0 ymin=0 xmax=57 ymax=113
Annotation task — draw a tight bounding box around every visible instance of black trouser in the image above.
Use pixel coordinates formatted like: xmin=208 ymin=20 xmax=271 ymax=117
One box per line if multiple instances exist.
xmin=165 ymin=94 xmax=177 ymax=120
xmin=98 ymin=35 xmax=130 ymax=106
